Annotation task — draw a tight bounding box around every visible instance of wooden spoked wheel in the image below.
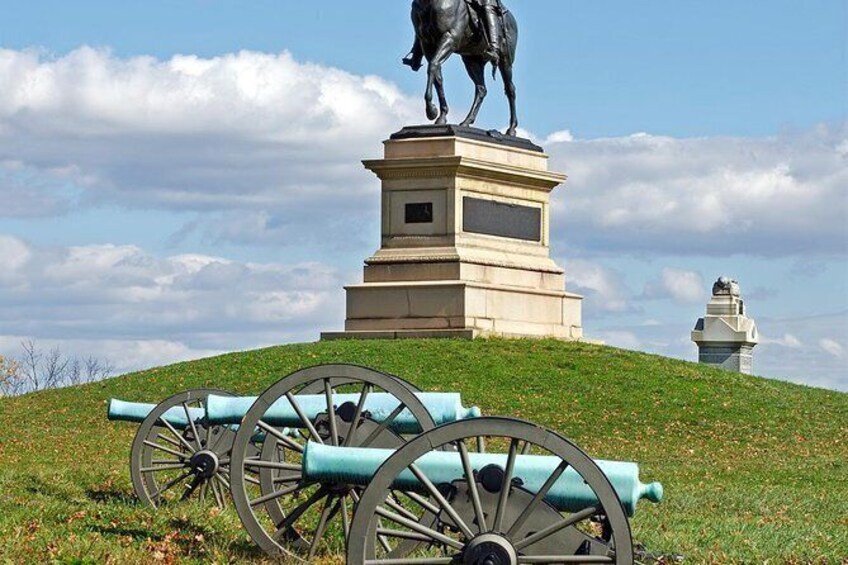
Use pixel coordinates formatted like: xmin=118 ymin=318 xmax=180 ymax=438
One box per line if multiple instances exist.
xmin=346 ymin=417 xmax=635 ymax=565
xmin=229 ymin=364 xmax=437 ymax=561
xmin=130 ymin=389 xmax=235 ymax=509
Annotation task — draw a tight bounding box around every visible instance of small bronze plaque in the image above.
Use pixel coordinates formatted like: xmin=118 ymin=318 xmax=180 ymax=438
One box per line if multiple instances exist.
xmin=463 ymin=197 xmax=541 ymax=242
xmin=405 ymin=202 xmax=434 ymax=224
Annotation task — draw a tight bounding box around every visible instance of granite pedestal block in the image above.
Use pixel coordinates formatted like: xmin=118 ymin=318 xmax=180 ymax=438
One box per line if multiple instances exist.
xmin=322 ymin=126 xmax=583 ymax=341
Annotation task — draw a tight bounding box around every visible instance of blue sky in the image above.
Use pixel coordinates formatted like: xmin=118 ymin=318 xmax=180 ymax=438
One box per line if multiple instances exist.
xmin=0 ymin=1 xmax=846 ymax=390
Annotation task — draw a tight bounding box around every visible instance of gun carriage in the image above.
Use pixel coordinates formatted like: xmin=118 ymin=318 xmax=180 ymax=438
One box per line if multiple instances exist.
xmin=108 ymin=364 xmax=663 ymax=564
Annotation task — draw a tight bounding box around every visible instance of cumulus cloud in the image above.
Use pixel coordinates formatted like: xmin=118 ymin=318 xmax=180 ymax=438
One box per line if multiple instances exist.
xmin=0 ymin=47 xmax=418 ymax=246
xmin=563 ymin=259 xmax=636 ymax=314
xmin=819 ymin=338 xmax=844 ymax=358
xmin=760 ymin=333 xmax=803 ymax=349
xmin=548 ymin=125 xmax=848 ymax=257
xmin=643 ymin=267 xmax=705 ymax=304
xmin=0 ymin=235 xmax=347 ymax=371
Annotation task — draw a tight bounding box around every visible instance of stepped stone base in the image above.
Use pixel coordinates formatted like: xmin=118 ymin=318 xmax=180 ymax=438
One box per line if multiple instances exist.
xmin=322 ymin=125 xmax=583 ymax=342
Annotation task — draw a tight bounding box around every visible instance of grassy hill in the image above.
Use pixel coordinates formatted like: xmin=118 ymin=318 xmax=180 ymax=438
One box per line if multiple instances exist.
xmin=0 ymin=339 xmax=845 ymax=564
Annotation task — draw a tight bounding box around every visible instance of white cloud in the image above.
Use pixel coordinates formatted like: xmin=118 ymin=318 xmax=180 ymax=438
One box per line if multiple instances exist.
xmin=563 ymin=259 xmax=635 ymax=313
xmin=0 ymin=47 xmax=418 ymax=248
xmin=0 ymin=236 xmax=347 ymax=372
xmin=548 ymin=125 xmax=848 ymax=257
xmin=819 ymin=338 xmax=844 ymax=358
xmin=760 ymin=333 xmax=803 ymax=349
xmin=593 ymin=330 xmax=643 ymax=351
xmin=643 ymin=267 xmax=705 ymax=304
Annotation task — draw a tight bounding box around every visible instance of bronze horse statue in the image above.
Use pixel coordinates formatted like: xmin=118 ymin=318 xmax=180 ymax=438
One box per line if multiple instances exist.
xmin=407 ymin=0 xmax=520 ymax=136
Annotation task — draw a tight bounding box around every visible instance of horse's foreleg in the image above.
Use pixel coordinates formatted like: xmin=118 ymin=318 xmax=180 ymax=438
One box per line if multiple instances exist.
xmin=425 ymin=34 xmax=455 ymax=122
xmin=500 ymin=63 xmax=518 ymax=136
xmin=459 ymin=57 xmax=487 ymax=128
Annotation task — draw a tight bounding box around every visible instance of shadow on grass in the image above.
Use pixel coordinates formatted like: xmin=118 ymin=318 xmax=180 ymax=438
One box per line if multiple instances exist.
xmin=85 ymin=488 xmax=137 ymax=505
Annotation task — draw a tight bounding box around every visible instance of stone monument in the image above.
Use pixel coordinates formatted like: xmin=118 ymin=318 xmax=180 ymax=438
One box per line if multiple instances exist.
xmin=321 ymin=125 xmax=582 ymax=340
xmin=691 ymin=276 xmax=758 ymax=374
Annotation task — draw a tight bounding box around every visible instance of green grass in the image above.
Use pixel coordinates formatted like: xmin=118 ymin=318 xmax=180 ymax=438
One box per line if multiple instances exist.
xmin=0 ymin=339 xmax=845 ymax=564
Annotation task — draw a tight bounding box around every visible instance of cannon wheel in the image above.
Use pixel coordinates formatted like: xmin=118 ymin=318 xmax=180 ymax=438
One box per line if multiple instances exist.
xmin=230 ymin=364 xmax=437 ymax=561
xmin=347 ymin=417 xmax=635 ymax=565
xmin=130 ymin=388 xmax=236 ymax=509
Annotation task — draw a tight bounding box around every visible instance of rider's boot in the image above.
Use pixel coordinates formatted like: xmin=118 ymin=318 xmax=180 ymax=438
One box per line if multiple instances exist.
xmin=402 ymin=40 xmax=424 ymax=72
xmin=483 ymin=4 xmax=501 ymax=66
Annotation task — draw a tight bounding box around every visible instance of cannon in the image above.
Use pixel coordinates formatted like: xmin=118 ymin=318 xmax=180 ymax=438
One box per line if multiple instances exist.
xmin=345 ymin=417 xmax=663 ymax=564
xmin=206 ymin=391 xmax=481 ymax=432
xmin=108 ymin=364 xmax=663 ymax=564
xmin=225 ymin=366 xmax=662 ymax=564
xmin=108 ymin=365 xmax=481 ymax=517
xmin=108 ymin=389 xmax=239 ymax=509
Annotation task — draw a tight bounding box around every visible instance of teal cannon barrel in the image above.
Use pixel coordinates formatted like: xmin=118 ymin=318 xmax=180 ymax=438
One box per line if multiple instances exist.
xmin=206 ymin=393 xmax=481 ymax=434
xmin=107 ymin=398 xmax=205 ymax=427
xmin=303 ymin=443 xmax=663 ymax=517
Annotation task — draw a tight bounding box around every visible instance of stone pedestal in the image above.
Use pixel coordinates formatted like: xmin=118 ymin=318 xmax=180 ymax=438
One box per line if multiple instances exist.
xmin=691 ymin=277 xmax=758 ymax=374
xmin=322 ymin=125 xmax=583 ymax=341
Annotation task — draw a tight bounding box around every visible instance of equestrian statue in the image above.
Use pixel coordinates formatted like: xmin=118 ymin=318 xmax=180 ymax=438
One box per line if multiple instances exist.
xmin=402 ymin=0 xmax=520 ymax=137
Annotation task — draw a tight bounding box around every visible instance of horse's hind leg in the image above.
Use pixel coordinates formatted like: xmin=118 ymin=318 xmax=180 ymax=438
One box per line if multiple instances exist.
xmin=425 ymin=34 xmax=455 ymax=122
xmin=459 ymin=56 xmax=487 ymax=128
xmin=500 ymin=63 xmax=518 ymax=136
xmin=433 ymin=66 xmax=449 ymax=125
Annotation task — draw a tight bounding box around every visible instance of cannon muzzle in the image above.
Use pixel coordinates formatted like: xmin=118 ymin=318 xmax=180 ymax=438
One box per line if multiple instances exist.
xmin=107 ymin=398 xmax=205 ymax=427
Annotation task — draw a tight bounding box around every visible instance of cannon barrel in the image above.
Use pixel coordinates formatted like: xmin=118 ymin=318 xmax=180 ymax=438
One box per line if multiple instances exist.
xmin=303 ymin=443 xmax=663 ymax=517
xmin=108 ymin=398 xmax=205 ymax=427
xmin=206 ymin=393 xmax=481 ymax=433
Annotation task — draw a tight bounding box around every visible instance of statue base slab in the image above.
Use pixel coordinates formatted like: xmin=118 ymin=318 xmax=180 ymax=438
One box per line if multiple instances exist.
xmin=322 ymin=126 xmax=583 ymax=342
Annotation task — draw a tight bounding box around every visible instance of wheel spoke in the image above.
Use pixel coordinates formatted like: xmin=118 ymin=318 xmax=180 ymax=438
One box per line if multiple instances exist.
xmin=257 ymin=420 xmax=303 ymax=453
xmin=493 ymin=437 xmax=520 ymax=533
xmin=404 ymin=490 xmax=441 ymax=516
xmin=286 ymin=392 xmax=324 ymax=444
xmin=341 ymin=494 xmax=351 ymax=537
xmin=344 ymin=383 xmax=371 ymax=447
xmin=249 ymin=482 xmax=301 ymax=507
xmin=141 ymin=462 xmax=189 ymax=473
xmin=409 ymin=462 xmax=474 ymax=540
xmin=361 ymin=403 xmax=406 ymax=448
xmin=208 ymin=425 xmax=230 ymax=453
xmin=158 ymin=417 xmax=196 ymax=454
xmin=243 ymin=459 xmax=302 ymax=472
xmin=181 ymin=475 xmax=202 ymax=501
xmin=150 ymin=458 xmax=184 ymax=465
xmin=151 ymin=470 xmax=192 ymax=501
xmin=366 ymin=558 xmax=457 ymax=565
xmin=376 ymin=528 xmax=432 ymax=543
xmin=272 ymin=486 xmax=330 ymax=540
xmin=457 ymin=440 xmax=487 ymax=532
xmin=154 ymin=432 xmax=183 ymax=449
xmin=376 ymin=517 xmax=392 ymax=552
xmin=514 ymin=505 xmax=600 ymax=551
xmin=385 ymin=495 xmax=419 ymax=522
xmin=201 ymin=398 xmax=211 ymax=448
xmin=375 ymin=505 xmax=464 ymax=551
xmin=144 ymin=439 xmax=186 ymax=460
xmin=518 ymin=556 xmax=614 ymax=564
xmin=323 ymin=379 xmax=340 ymax=447
xmin=307 ymin=495 xmax=336 ymax=560
xmin=210 ymin=476 xmax=225 ymax=508
xmin=507 ymin=460 xmax=569 ymax=538
xmin=214 ymin=472 xmax=230 ymax=491
xmin=182 ymin=401 xmax=203 ymax=451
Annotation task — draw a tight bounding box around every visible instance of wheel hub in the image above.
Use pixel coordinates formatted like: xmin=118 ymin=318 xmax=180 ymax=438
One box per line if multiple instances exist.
xmin=464 ymin=533 xmax=518 ymax=565
xmin=189 ymin=450 xmax=219 ymax=479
